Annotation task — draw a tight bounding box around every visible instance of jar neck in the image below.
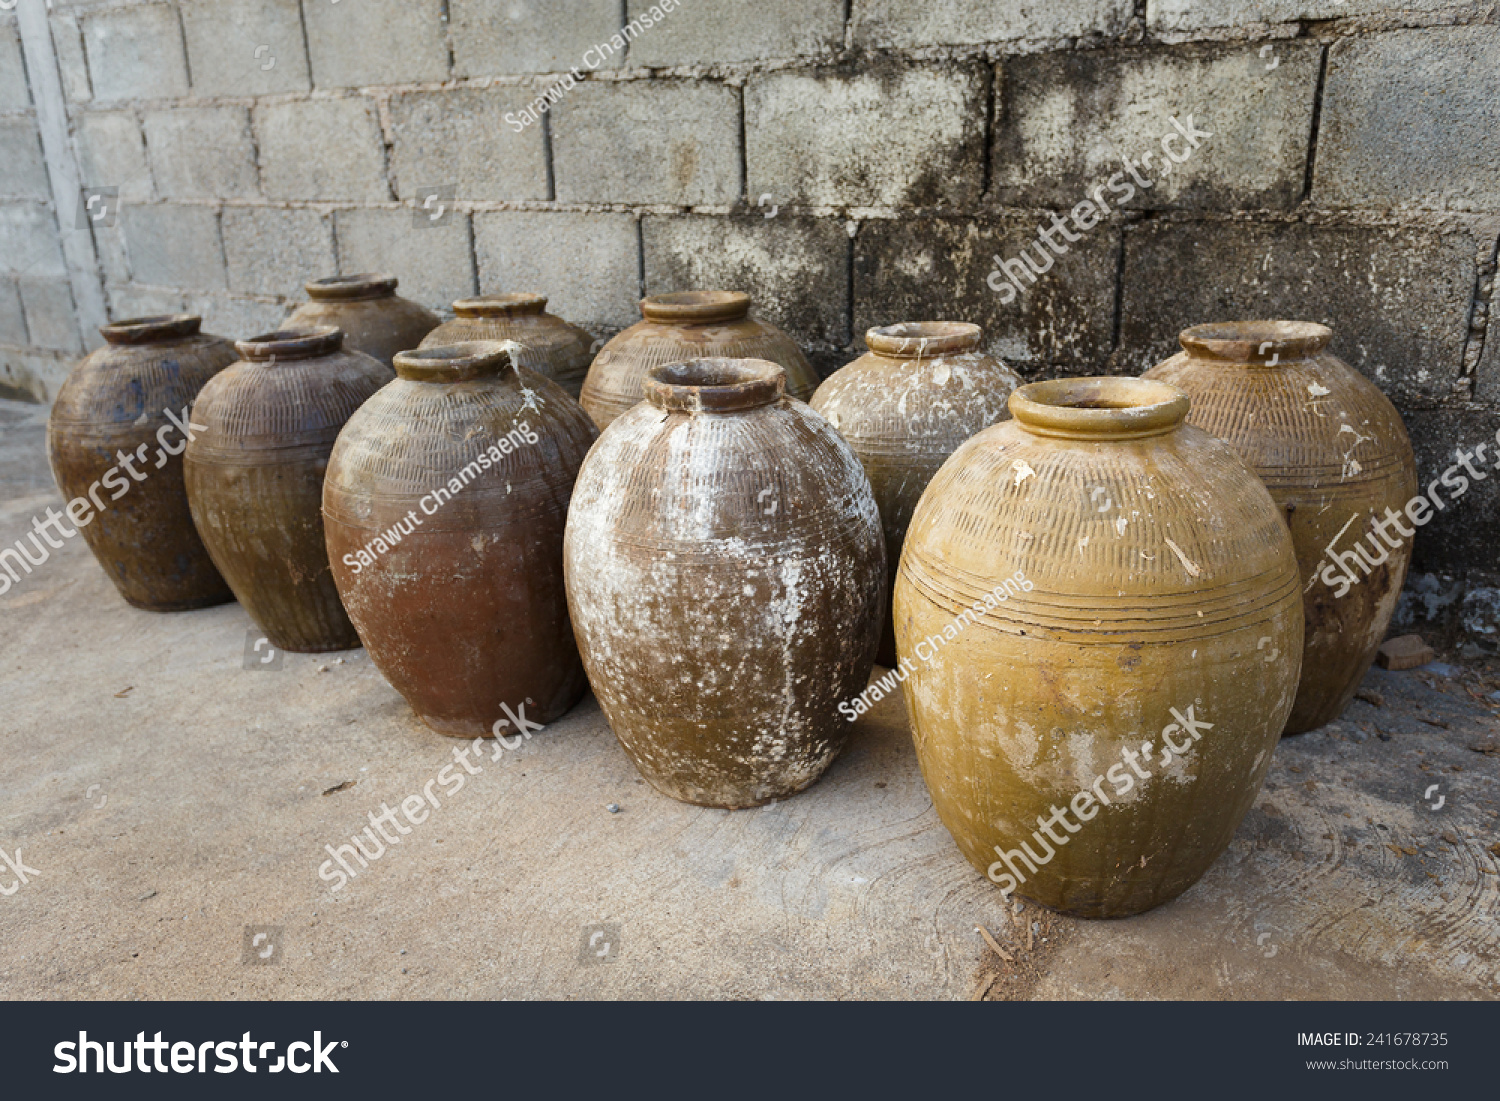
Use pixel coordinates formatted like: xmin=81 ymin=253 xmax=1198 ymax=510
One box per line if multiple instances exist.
xmin=644 ymin=357 xmax=784 ymax=413
xmin=1009 ymin=378 xmax=1189 ymax=441
xmin=865 ymin=321 xmax=982 ymax=359
xmin=640 ymin=291 xmax=751 ymax=326
xmin=1178 ymin=321 xmax=1332 ymax=366
xmin=453 ymin=293 xmax=547 ymax=319
xmin=394 ymin=340 xmax=515 ymax=382
xmin=100 ymin=314 xmax=202 ymax=345
xmin=305 ymin=274 xmax=398 ymax=302
xmin=237 ymin=328 xmax=345 ymax=363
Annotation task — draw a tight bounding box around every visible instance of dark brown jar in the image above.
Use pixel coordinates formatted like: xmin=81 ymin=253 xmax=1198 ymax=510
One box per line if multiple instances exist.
xmin=418 ymin=294 xmax=593 ymax=400
xmin=283 ymin=274 xmax=437 ymax=370
xmin=565 ymin=357 xmax=886 ymax=809
xmin=580 ymin=291 xmax=819 ymax=430
xmin=811 ymin=321 xmax=1023 ymax=666
xmin=1144 ymin=321 xmax=1419 ymax=735
xmin=45 ymin=315 xmax=236 ymax=610
xmin=324 ymin=341 xmax=599 ymax=736
xmin=184 ymin=328 xmax=389 ymax=652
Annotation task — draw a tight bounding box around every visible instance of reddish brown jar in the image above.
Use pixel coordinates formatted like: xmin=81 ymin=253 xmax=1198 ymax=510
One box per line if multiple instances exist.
xmin=324 ymin=341 xmax=599 ymax=736
xmin=185 ymin=328 xmax=389 ymax=652
xmin=45 ymin=315 xmax=236 ymax=610
xmin=283 ymin=274 xmax=437 ymax=370
xmin=580 ymin=291 xmax=819 ymax=430
xmin=811 ymin=321 xmax=1023 ymax=666
xmin=565 ymin=357 xmax=886 ymax=808
xmin=419 ymin=294 xmax=594 ymax=400
xmin=1144 ymin=322 xmax=1419 ymax=734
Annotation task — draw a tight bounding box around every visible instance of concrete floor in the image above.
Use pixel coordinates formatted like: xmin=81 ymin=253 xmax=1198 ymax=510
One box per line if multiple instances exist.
xmin=1 ymin=396 xmax=1497 ymax=1000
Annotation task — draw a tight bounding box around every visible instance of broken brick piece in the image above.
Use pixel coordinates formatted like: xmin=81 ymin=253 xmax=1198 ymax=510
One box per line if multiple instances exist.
xmin=1377 ymin=634 xmax=1435 ymax=671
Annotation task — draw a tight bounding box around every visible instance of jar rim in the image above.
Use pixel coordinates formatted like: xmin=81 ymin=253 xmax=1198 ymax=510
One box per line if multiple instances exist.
xmin=100 ymin=314 xmax=202 ymax=345
xmin=1009 ymin=377 xmax=1190 ymax=440
xmin=1179 ymin=320 xmax=1332 ymax=364
xmin=640 ymin=290 xmax=751 ymax=325
xmin=394 ymin=340 xmax=516 ymax=382
xmin=452 ymin=293 xmax=547 ymax=318
xmin=644 ymin=357 xmax=784 ymax=413
xmin=304 ymin=273 xmax=398 ymax=301
xmin=866 ymin=321 xmax=982 ymax=358
xmin=236 ymin=327 xmax=344 ymax=362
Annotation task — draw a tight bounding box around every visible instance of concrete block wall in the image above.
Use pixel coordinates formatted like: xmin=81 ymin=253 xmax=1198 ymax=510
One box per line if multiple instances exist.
xmin=1 ymin=0 xmax=1498 ymax=641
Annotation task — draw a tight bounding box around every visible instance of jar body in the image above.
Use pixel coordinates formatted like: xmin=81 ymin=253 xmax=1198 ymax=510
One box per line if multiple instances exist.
xmin=565 ymin=384 xmax=885 ymax=808
xmin=895 ymin=391 xmax=1303 ymax=917
xmin=185 ymin=344 xmax=389 ymax=651
xmin=46 ymin=320 xmax=237 ymax=610
xmin=420 ymin=304 xmax=593 ymax=400
xmin=284 ymin=284 xmax=436 ymax=370
xmin=811 ymin=329 xmax=1021 ymax=666
xmin=324 ymin=366 xmax=598 ymax=736
xmin=582 ymin=312 xmax=818 ymax=430
xmin=1144 ymin=329 xmax=1418 ymax=734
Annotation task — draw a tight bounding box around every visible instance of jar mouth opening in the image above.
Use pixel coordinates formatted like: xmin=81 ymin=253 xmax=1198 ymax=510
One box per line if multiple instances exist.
xmin=1009 ymin=377 xmax=1190 ymax=440
xmin=452 ymin=293 xmax=547 ymax=318
xmin=866 ymin=321 xmax=982 ymax=358
xmin=1179 ymin=320 xmax=1332 ymax=364
xmin=237 ymin=327 xmax=344 ymax=362
xmin=305 ymin=273 xmax=398 ymax=301
xmin=394 ymin=340 xmax=516 ymax=382
xmin=644 ymin=357 xmax=785 ymax=413
xmin=100 ymin=314 xmax=201 ymax=345
xmin=640 ymin=290 xmax=751 ymax=325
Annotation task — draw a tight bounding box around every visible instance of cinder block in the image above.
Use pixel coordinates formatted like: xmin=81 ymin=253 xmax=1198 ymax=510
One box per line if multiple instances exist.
xmin=1401 ymin=407 xmax=1500 ymax=576
xmin=106 ymin=282 xmax=187 ymax=322
xmin=855 ymin=215 xmax=1120 ymax=370
xmin=389 ymin=87 xmax=549 ymax=202
xmin=643 ymin=215 xmax=850 ymax=348
xmin=626 ymin=0 xmax=844 ymax=66
xmin=303 ymin=0 xmax=448 ymax=88
xmin=120 ymin=203 xmax=226 ymax=290
xmin=81 ymin=3 xmax=190 ymax=102
xmin=0 ymin=277 xmax=28 ymax=345
xmin=74 ymin=111 xmax=152 ymax=202
xmin=993 ymin=44 xmax=1320 ymax=212
xmin=1117 ymin=219 xmax=1475 ymax=405
xmin=1147 ymin=0 xmax=1458 ymax=35
xmin=254 ymin=98 xmax=389 ymax=202
xmin=855 ymin=0 xmax=1132 ymax=49
xmin=18 ymin=277 xmax=82 ymax=353
xmin=93 ymin=222 xmax=130 ymax=284
xmin=473 ymin=211 xmax=639 ymax=332
xmin=48 ymin=11 xmax=93 ymax=105
xmin=0 ymin=200 xmax=65 ymax=278
xmin=746 ymin=64 xmax=987 ymax=208
xmin=0 ymin=344 xmax=71 ymax=403
xmin=183 ymin=294 xmax=287 ymax=342
xmin=222 ymin=206 xmax=336 ymax=298
xmin=0 ymin=118 xmax=50 ymax=201
xmin=450 ymin=0 xmax=622 ymax=77
xmin=145 ymin=107 xmax=259 ymax=199
xmin=1314 ymin=26 xmax=1500 ymax=212
xmin=0 ymin=21 xmax=31 ymax=110
xmin=180 ymin=0 xmax=311 ymax=96
xmin=553 ymin=81 xmax=740 ymax=206
xmin=333 ymin=208 xmax=476 ymax=311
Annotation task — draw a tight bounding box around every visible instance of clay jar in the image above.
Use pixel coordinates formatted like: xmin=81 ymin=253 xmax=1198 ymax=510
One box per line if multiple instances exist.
xmin=565 ymin=357 xmax=886 ymax=808
xmin=419 ymin=294 xmax=593 ymax=400
xmin=895 ymin=378 xmax=1304 ymax=918
xmin=324 ymin=342 xmax=599 ymax=736
xmin=811 ymin=321 xmax=1023 ymax=667
xmin=185 ymin=329 xmax=389 ymax=652
xmin=46 ymin=315 xmax=236 ymax=610
xmin=580 ymin=291 xmax=819 ymax=430
xmin=283 ymin=274 xmax=437 ymax=370
xmin=1144 ymin=322 xmax=1419 ymax=735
